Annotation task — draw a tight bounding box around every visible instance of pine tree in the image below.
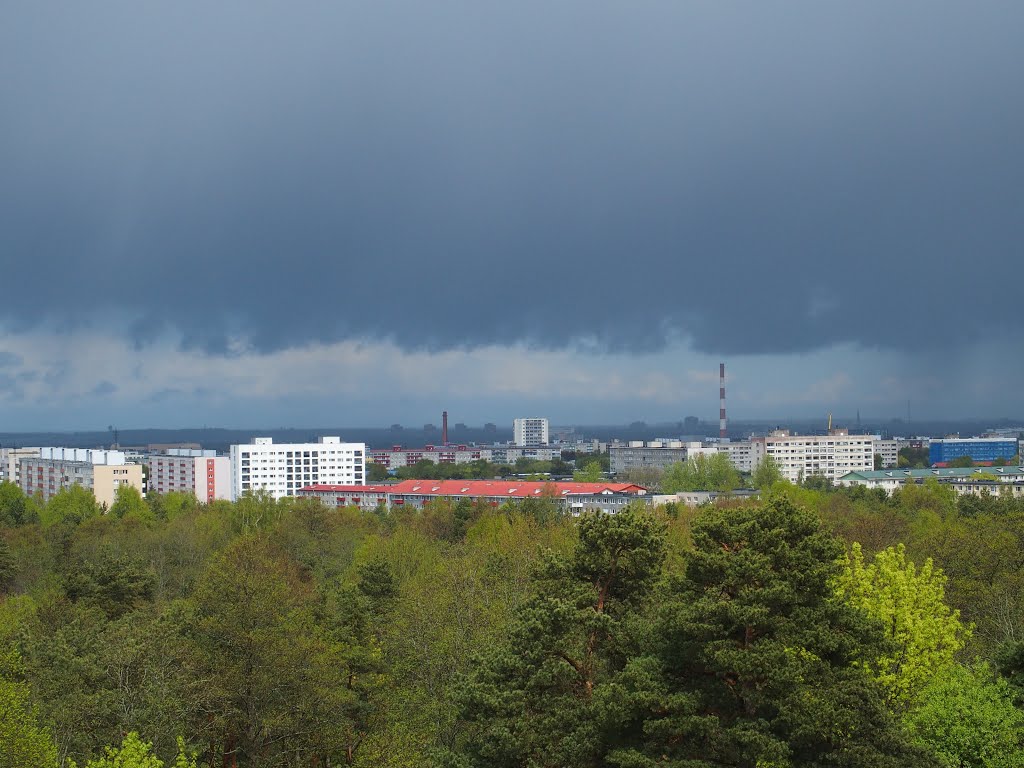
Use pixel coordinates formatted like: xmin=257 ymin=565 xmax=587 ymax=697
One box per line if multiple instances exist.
xmin=613 ymin=497 xmax=936 ymax=767
xmin=452 ymin=506 xmax=667 ymax=768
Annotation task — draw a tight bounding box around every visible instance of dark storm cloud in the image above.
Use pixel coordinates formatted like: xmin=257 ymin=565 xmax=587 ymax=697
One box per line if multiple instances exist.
xmin=1 ymin=2 xmax=1022 ymax=356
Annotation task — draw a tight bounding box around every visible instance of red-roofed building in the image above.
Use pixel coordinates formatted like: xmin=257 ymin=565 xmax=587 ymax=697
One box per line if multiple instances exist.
xmin=298 ymin=479 xmax=649 ymax=513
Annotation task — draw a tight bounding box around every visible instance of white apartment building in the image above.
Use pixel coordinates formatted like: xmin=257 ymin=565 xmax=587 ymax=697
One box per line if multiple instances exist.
xmin=19 ymin=447 xmax=144 ymax=507
xmin=229 ymin=437 xmax=365 ymax=500
xmin=513 ymin=418 xmax=550 ymax=447
xmin=716 ymin=440 xmax=764 ymax=474
xmin=753 ymin=429 xmax=874 ymax=483
xmin=149 ymin=449 xmax=231 ymax=502
xmin=873 ymin=438 xmax=899 ymax=469
xmin=0 ymin=447 xmax=41 ymax=486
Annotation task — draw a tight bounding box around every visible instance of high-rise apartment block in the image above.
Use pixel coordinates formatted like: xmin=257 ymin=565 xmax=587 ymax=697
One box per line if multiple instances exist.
xmin=753 ymin=429 xmax=874 ymax=483
xmin=229 ymin=437 xmax=365 ymax=500
xmin=513 ymin=418 xmax=549 ymax=447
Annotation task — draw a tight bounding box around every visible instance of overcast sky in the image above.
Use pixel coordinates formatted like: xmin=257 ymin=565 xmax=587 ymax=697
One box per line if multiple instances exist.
xmin=1 ymin=2 xmax=1022 ymax=430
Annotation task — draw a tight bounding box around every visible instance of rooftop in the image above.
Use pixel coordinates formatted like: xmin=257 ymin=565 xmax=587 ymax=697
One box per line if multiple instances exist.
xmin=301 ymin=479 xmax=647 ymax=497
xmin=840 ymin=467 xmax=1024 ymax=481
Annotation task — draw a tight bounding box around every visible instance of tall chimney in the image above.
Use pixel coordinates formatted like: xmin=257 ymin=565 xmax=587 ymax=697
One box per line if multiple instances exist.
xmin=442 ymin=410 xmax=448 ymax=446
xmin=719 ymin=364 xmax=727 ymax=439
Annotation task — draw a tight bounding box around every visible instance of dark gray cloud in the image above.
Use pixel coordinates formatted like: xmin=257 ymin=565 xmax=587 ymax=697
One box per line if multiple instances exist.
xmin=1 ymin=2 xmax=1022 ymax=357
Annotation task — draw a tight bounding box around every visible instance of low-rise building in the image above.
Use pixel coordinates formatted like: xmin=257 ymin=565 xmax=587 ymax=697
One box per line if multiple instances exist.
xmin=299 ymin=479 xmax=648 ymax=513
xmin=838 ymin=465 xmax=1024 ymax=495
xmin=19 ymin=447 xmax=143 ymax=507
xmin=369 ymin=444 xmax=562 ymax=470
xmin=652 ymin=489 xmax=760 ymax=507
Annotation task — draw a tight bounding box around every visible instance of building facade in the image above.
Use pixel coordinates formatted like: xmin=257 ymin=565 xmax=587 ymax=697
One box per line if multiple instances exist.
xmin=838 ymin=465 xmax=1024 ymax=495
xmin=929 ymin=438 xmax=1018 ymax=465
xmin=229 ymin=436 xmax=365 ymax=500
xmin=752 ymin=429 xmax=875 ymax=483
xmin=513 ymin=418 xmax=550 ymax=447
xmin=19 ymin=448 xmax=143 ymax=507
xmin=149 ymin=449 xmax=231 ymax=502
xmin=0 ymin=447 xmax=41 ymax=486
xmin=299 ymin=479 xmax=648 ymax=513
xmin=610 ymin=441 xmax=689 ymax=474
xmin=368 ymin=444 xmax=562 ymax=470
xmin=716 ymin=440 xmax=764 ymax=473
xmin=872 ymin=439 xmax=899 ymax=469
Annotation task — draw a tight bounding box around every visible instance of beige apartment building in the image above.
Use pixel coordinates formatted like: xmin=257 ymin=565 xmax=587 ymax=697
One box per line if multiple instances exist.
xmin=19 ymin=447 xmax=144 ymax=508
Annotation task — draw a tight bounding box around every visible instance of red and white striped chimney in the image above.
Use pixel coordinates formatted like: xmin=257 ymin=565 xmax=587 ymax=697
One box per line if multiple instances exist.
xmin=719 ymin=363 xmax=727 ymax=439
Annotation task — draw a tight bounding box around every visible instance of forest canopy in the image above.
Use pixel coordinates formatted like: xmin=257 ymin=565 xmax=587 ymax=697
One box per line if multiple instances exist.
xmin=1 ymin=477 xmax=1023 ymax=767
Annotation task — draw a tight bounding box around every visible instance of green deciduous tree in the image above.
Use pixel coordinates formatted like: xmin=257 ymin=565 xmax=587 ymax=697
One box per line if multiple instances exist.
xmin=366 ymin=461 xmax=390 ymax=481
xmin=41 ymin=485 xmax=99 ymax=528
xmin=572 ymin=461 xmax=604 ymax=483
xmin=904 ymin=663 xmax=1024 ymax=768
xmin=183 ymin=535 xmax=367 ymax=767
xmin=0 ymin=670 xmax=58 ymax=768
xmin=662 ymin=452 xmax=741 ymax=493
xmin=109 ymin=486 xmax=151 ymax=522
xmin=0 ymin=481 xmax=29 ymax=527
xmin=0 ymin=539 xmax=16 ymax=595
xmin=751 ymin=454 xmax=784 ymax=489
xmin=85 ymin=732 xmax=197 ymax=768
xmin=837 ymin=543 xmax=968 ymax=706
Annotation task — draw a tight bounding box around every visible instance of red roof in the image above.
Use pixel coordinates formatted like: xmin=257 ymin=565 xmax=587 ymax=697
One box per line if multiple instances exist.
xmin=301 ymin=479 xmax=646 ymax=497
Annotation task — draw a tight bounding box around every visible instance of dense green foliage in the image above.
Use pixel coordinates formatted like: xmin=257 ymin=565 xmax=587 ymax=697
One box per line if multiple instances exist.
xmin=661 ymin=452 xmax=742 ymax=493
xmin=1 ymin=477 xmax=1024 ymax=766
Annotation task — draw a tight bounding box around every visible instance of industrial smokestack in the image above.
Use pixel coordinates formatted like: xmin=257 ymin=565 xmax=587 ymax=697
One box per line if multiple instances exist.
xmin=442 ymin=410 xmax=448 ymax=446
xmin=719 ymin=363 xmax=727 ymax=439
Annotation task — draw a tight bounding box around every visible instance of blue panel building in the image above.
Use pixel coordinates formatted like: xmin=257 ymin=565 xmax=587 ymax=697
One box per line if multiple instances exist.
xmin=929 ymin=438 xmax=1018 ymax=465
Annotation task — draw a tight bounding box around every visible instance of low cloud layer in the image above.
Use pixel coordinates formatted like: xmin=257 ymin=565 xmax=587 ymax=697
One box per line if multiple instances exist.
xmin=0 ymin=328 xmax=1016 ymax=430
xmin=2 ymin=2 xmax=1022 ymax=360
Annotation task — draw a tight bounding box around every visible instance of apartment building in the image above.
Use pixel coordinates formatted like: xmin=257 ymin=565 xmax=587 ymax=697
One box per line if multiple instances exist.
xmin=752 ymin=429 xmax=875 ymax=483
xmin=229 ymin=436 xmax=365 ymax=500
xmin=0 ymin=447 xmax=41 ymax=486
xmin=299 ymin=479 xmax=648 ymax=514
xmin=149 ymin=449 xmax=231 ymax=502
xmin=19 ymin=447 xmax=143 ymax=507
xmin=929 ymin=437 xmax=1018 ymax=465
xmin=838 ymin=465 xmax=1024 ymax=495
xmin=513 ymin=418 xmax=550 ymax=447
xmin=873 ymin=439 xmax=900 ymax=469
xmin=368 ymin=444 xmax=562 ymax=470
xmin=716 ymin=440 xmax=764 ymax=473
xmin=610 ymin=441 xmax=688 ymax=474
